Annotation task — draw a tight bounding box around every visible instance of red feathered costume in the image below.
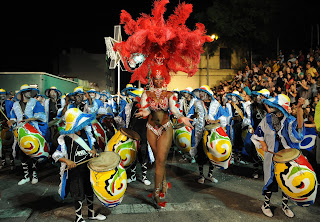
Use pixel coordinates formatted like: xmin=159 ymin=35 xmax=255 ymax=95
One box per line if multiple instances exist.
xmin=113 ymin=0 xmax=212 ymax=85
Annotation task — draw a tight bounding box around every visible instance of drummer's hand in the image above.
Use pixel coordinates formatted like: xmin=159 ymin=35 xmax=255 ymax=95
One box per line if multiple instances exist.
xmin=90 ymin=149 xmax=97 ymax=157
xmin=7 ymin=120 xmax=15 ymax=127
xmin=65 ymin=159 xmax=77 ymax=170
xmin=260 ymin=141 xmax=268 ymax=152
xmin=179 ymin=116 xmax=193 ymax=129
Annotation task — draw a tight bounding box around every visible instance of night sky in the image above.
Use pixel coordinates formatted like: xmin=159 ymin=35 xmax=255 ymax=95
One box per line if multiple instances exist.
xmin=0 ymin=0 xmax=318 ymax=73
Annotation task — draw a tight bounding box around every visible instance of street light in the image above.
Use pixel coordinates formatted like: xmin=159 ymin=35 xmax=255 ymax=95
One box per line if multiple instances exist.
xmin=206 ymin=34 xmax=219 ymax=85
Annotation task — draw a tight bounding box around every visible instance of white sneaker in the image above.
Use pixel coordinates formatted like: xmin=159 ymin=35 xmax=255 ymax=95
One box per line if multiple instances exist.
xmin=142 ymin=179 xmax=151 ymax=186
xmin=253 ymin=173 xmax=259 ymax=179
xmin=31 ymin=177 xmax=38 ymax=184
xmin=127 ymin=177 xmax=136 ymax=184
xmin=18 ymin=177 xmax=30 ymax=185
xmin=208 ymin=176 xmax=218 ymax=183
xmin=261 ymin=205 xmax=273 ymax=217
xmin=282 ymin=207 xmax=295 ymax=218
xmin=197 ymin=176 xmax=205 ymax=184
xmin=88 ymin=213 xmax=106 ymax=220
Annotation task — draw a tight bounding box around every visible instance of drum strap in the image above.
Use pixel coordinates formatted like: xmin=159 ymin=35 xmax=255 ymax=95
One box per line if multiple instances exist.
xmin=231 ymin=102 xmax=244 ymax=119
xmin=68 ymin=133 xmax=92 ymax=153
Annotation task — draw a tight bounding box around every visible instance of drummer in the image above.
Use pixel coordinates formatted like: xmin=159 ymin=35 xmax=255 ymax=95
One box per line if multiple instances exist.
xmin=251 ymin=95 xmax=305 ymax=218
xmin=58 ymin=87 xmax=97 ymax=118
xmin=117 ymin=88 xmax=152 ymax=186
xmin=8 ymin=84 xmax=49 ymax=185
xmin=0 ymin=88 xmax=14 ymax=170
xmin=44 ymin=86 xmax=62 ymax=123
xmin=98 ymin=90 xmax=115 ymax=117
xmin=118 ymin=84 xmax=137 ymax=115
xmin=224 ymin=91 xmax=253 ymax=164
xmin=52 ymin=108 xmax=106 ymax=222
xmin=86 ymin=88 xmax=103 ymax=114
xmin=192 ymin=85 xmax=228 ymax=184
xmin=178 ymin=87 xmax=198 ymax=163
xmin=250 ymin=89 xmax=271 ymax=179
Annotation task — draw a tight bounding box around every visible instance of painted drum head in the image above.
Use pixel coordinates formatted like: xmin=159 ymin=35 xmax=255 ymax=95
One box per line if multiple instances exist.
xmin=120 ymin=128 xmax=141 ymax=141
xmin=88 ymin=151 xmax=121 ymax=172
xmin=205 ymin=123 xmax=220 ymax=131
xmin=273 ymin=148 xmax=300 ymax=163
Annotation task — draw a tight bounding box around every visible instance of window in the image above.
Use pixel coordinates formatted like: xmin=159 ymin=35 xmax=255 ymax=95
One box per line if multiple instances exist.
xmin=220 ymin=48 xmax=231 ymax=69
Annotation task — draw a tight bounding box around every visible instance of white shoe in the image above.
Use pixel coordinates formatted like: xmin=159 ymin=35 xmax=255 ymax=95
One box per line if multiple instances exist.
xmin=31 ymin=177 xmax=38 ymax=184
xmin=88 ymin=213 xmax=106 ymax=220
xmin=127 ymin=177 xmax=136 ymax=184
xmin=208 ymin=176 xmax=218 ymax=183
xmin=282 ymin=207 xmax=295 ymax=218
xmin=253 ymin=173 xmax=259 ymax=179
xmin=261 ymin=205 xmax=273 ymax=217
xmin=197 ymin=176 xmax=205 ymax=184
xmin=142 ymin=179 xmax=151 ymax=186
xmin=18 ymin=177 xmax=30 ymax=185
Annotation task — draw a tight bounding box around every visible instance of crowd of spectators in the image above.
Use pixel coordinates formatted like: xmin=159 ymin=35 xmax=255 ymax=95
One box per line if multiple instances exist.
xmin=213 ymin=47 xmax=320 ymax=122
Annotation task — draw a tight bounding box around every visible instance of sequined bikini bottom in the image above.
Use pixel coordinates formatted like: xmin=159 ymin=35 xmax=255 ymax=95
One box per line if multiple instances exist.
xmin=147 ymin=121 xmax=172 ymax=139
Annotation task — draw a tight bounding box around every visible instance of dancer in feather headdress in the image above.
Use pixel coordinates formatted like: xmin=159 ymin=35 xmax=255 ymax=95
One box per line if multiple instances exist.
xmin=114 ymin=0 xmax=212 ymax=209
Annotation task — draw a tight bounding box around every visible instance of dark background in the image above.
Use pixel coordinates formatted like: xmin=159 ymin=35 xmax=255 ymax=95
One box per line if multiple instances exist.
xmin=0 ymin=0 xmax=318 ymax=73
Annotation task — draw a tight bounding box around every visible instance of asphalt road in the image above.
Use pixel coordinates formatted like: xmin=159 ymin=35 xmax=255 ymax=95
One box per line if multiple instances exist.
xmin=1 ymin=150 xmax=320 ymax=222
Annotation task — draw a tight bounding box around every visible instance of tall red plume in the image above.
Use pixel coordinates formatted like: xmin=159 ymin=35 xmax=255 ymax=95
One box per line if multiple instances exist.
xmin=113 ymin=0 xmax=212 ymax=84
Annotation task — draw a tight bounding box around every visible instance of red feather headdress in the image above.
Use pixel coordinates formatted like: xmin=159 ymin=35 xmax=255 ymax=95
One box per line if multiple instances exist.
xmin=114 ymin=0 xmax=212 ymax=85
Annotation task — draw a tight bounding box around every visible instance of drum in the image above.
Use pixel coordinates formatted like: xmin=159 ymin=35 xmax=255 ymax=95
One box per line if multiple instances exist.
xmin=88 ymin=151 xmax=127 ymax=208
xmin=106 ymin=128 xmax=140 ymax=167
xmin=173 ymin=125 xmax=193 ymax=153
xmin=203 ymin=123 xmax=232 ymax=169
xmin=14 ymin=122 xmax=49 ymax=162
xmin=91 ymin=119 xmax=107 ymax=150
xmin=273 ymin=148 xmax=318 ymax=207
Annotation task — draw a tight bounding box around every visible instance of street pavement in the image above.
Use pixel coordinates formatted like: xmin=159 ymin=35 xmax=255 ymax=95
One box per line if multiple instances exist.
xmin=1 ymin=150 xmax=320 ymax=222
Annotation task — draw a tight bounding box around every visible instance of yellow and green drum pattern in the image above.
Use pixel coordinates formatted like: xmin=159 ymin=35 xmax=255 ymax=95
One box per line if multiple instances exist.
xmin=273 ymin=149 xmax=318 ymax=207
xmin=203 ymin=124 xmax=232 ymax=169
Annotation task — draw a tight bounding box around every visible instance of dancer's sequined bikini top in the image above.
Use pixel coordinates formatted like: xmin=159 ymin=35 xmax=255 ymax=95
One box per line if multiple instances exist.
xmin=149 ymin=95 xmax=169 ymax=111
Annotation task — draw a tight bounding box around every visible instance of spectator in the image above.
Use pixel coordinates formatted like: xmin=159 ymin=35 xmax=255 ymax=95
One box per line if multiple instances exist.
xmin=265 ymin=76 xmax=275 ymax=92
xmin=272 ymin=59 xmax=280 ymax=73
xmin=276 ymin=71 xmax=285 ymax=89
xmin=297 ymin=79 xmax=311 ymax=106
xmin=310 ymin=78 xmax=318 ymax=98
xmin=296 ymin=67 xmax=305 ymax=80
xmin=306 ymin=62 xmax=319 ymax=78
xmin=278 ymin=50 xmax=285 ymax=64
xmin=285 ymin=73 xmax=294 ymax=90
xmin=287 ymin=83 xmax=297 ymax=104
xmin=297 ymin=50 xmax=305 ymax=65
xmin=288 ymin=53 xmax=297 ymax=64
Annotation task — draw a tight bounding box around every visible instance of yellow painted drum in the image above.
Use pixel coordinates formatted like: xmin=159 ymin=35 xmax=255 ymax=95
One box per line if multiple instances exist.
xmin=106 ymin=128 xmax=140 ymax=167
xmin=173 ymin=125 xmax=193 ymax=153
xmin=273 ymin=148 xmax=318 ymax=207
xmin=88 ymin=151 xmax=127 ymax=208
xmin=203 ymin=124 xmax=232 ymax=169
xmin=14 ymin=122 xmax=49 ymax=162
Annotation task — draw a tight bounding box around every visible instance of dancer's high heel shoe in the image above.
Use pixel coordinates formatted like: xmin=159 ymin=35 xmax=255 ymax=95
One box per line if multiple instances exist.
xmin=148 ymin=189 xmax=167 ymax=209
xmin=160 ymin=181 xmax=172 ymax=199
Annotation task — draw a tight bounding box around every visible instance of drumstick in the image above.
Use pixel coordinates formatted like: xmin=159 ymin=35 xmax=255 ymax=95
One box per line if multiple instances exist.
xmin=0 ymin=108 xmax=9 ymax=122
xmin=267 ymin=150 xmax=283 ymax=157
xmin=65 ymin=153 xmax=100 ymax=170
